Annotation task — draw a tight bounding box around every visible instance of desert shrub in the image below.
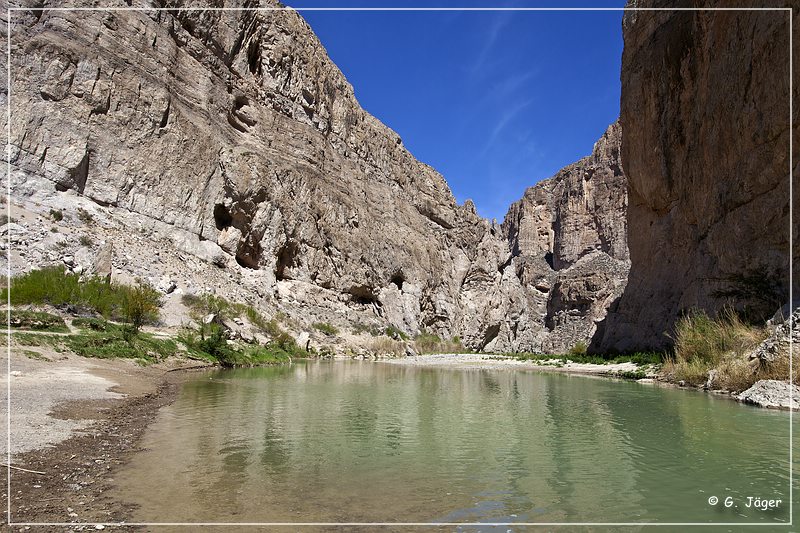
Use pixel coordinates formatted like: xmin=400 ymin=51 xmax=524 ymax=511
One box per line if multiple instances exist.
xmin=121 ymin=282 xmax=162 ymax=335
xmin=313 ymin=322 xmax=339 ymax=336
xmin=569 ymin=341 xmax=587 ymax=357
xmin=3 ymin=267 xmax=161 ymax=325
xmin=385 ymin=325 xmax=409 ymax=340
xmin=413 ymin=330 xmax=465 ymax=354
xmin=49 ymin=209 xmax=63 ymax=221
xmin=79 ymin=235 xmax=93 ymax=247
xmin=76 ymin=207 xmax=93 ymax=224
xmin=353 ymin=323 xmax=381 ymax=336
xmin=370 ymin=336 xmax=405 ymax=357
xmin=672 ymin=308 xmax=766 ymax=366
xmin=663 ymin=308 xmax=769 ymax=390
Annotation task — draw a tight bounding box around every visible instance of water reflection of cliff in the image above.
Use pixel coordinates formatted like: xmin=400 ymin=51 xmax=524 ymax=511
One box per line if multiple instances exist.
xmin=113 ymin=362 xmax=790 ymax=525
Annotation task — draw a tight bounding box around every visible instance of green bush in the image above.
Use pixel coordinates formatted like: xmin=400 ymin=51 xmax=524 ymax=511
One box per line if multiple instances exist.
xmin=313 ymin=322 xmax=338 ymax=336
xmin=569 ymin=341 xmax=587 ymax=357
xmin=121 ymin=282 xmax=162 ymax=334
xmin=385 ymin=325 xmax=409 ymax=340
xmin=49 ymin=209 xmax=63 ymax=222
xmin=78 ymin=235 xmax=93 ymax=247
xmin=3 ymin=267 xmax=162 ymax=327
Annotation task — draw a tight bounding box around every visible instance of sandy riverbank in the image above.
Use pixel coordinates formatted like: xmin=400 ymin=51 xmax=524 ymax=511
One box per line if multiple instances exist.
xmin=381 ymin=352 xmax=649 ymax=377
xmin=1 ymin=350 xmax=212 ymax=529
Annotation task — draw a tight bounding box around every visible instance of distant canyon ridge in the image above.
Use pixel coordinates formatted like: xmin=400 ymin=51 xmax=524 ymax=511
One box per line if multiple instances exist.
xmin=2 ymin=0 xmax=797 ymax=354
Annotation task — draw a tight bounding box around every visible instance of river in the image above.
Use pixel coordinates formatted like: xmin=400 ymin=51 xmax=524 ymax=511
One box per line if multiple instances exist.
xmin=112 ymin=360 xmax=794 ymax=529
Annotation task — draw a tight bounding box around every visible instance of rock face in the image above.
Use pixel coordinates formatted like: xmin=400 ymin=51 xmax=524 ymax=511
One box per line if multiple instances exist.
xmin=748 ymin=308 xmax=799 ymax=366
xmin=4 ymin=0 xmax=631 ymax=354
xmin=500 ymin=122 xmax=630 ymax=353
xmin=598 ymin=2 xmax=800 ymax=351
xmin=2 ymin=0 xmax=511 ymax=350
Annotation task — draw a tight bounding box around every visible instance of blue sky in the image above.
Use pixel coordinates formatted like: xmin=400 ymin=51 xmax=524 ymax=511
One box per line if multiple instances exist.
xmin=285 ymin=2 xmax=626 ymax=221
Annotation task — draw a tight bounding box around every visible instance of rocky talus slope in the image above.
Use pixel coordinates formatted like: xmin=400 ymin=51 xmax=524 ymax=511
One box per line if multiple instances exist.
xmin=2 ymin=0 xmax=629 ymax=354
xmin=597 ymin=1 xmax=799 ymax=351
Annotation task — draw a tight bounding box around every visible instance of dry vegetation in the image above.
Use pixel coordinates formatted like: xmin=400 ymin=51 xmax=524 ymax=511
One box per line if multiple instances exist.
xmin=661 ymin=308 xmax=794 ymax=392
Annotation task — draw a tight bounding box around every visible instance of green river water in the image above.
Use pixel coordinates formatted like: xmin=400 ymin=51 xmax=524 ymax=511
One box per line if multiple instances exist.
xmin=112 ymin=361 xmax=796 ymax=530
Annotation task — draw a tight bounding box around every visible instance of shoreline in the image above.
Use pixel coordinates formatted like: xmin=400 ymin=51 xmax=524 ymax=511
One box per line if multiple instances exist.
xmin=380 ymin=352 xmax=649 ymax=377
xmin=4 ymin=351 xmax=793 ymax=527
xmin=2 ymin=354 xmax=208 ymax=528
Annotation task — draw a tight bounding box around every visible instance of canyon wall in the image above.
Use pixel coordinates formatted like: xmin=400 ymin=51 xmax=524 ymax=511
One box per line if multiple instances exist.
xmin=501 ymin=122 xmax=629 ymax=353
xmin=4 ymin=0 xmax=631 ymax=354
xmin=5 ymin=0 xmax=506 ymax=348
xmin=597 ymin=1 xmax=799 ymax=352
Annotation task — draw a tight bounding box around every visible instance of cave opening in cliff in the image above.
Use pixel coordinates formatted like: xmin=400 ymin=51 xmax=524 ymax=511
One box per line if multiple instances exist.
xmin=247 ymin=39 xmax=262 ymax=76
xmin=349 ymin=285 xmax=378 ymax=305
xmin=214 ymin=203 xmax=233 ymax=230
xmin=390 ymin=273 xmax=405 ymax=291
xmin=275 ymin=240 xmax=300 ymax=281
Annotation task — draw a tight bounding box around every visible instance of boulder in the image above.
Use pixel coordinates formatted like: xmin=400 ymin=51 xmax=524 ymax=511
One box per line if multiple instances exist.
xmin=737 ymin=380 xmax=800 ymax=410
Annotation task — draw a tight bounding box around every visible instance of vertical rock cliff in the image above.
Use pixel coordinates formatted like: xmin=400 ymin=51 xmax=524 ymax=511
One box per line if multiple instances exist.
xmin=597 ymin=2 xmax=799 ymax=352
xmin=500 ymin=122 xmax=629 ymax=353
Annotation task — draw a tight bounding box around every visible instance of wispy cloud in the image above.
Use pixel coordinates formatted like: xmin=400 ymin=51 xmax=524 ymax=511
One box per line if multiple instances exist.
xmin=469 ymin=12 xmax=512 ymax=77
xmin=480 ymin=98 xmax=535 ymax=155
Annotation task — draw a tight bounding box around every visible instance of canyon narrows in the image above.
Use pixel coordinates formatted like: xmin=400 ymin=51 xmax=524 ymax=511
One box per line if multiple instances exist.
xmin=4 ymin=0 xmax=630 ymax=355
xmin=2 ymin=0 xmax=795 ymax=356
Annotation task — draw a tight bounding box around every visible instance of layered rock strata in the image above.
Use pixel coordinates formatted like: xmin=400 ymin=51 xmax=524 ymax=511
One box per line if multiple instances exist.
xmin=501 ymin=122 xmax=629 ymax=353
xmin=4 ymin=0 xmax=630 ymax=354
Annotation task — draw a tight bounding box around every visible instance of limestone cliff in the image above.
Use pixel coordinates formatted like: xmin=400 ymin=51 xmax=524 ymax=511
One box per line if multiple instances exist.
xmin=4 ymin=0 xmax=517 ymax=351
xmin=597 ymin=1 xmax=799 ymax=352
xmin=3 ymin=0 xmax=632 ymax=355
xmin=501 ymin=122 xmax=629 ymax=354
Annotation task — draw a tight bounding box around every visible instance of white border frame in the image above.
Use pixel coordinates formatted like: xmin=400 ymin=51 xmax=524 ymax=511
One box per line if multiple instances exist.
xmin=3 ymin=4 xmax=794 ymax=528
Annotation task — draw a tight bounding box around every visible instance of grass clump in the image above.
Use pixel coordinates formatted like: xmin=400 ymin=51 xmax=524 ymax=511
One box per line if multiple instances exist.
xmin=4 ymin=267 xmax=162 ymax=327
xmin=76 ymin=208 xmax=93 ymax=224
xmin=72 ymin=317 xmax=121 ymax=332
xmin=79 ymin=235 xmax=93 ymax=247
xmin=662 ymin=308 xmax=769 ymax=390
xmin=9 ymin=310 xmax=68 ymax=332
xmin=313 ymin=322 xmax=338 ymax=336
xmin=413 ymin=330 xmax=465 ymax=354
xmin=49 ymin=209 xmax=63 ymax=222
xmin=12 ymin=332 xmax=67 ymax=351
xmin=672 ymin=308 xmax=765 ymax=366
xmin=353 ymin=323 xmax=381 ymax=336
xmin=370 ymin=336 xmax=405 ymax=357
xmin=65 ymin=330 xmax=177 ymax=362
xmin=385 ymin=325 xmax=409 ymax=341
